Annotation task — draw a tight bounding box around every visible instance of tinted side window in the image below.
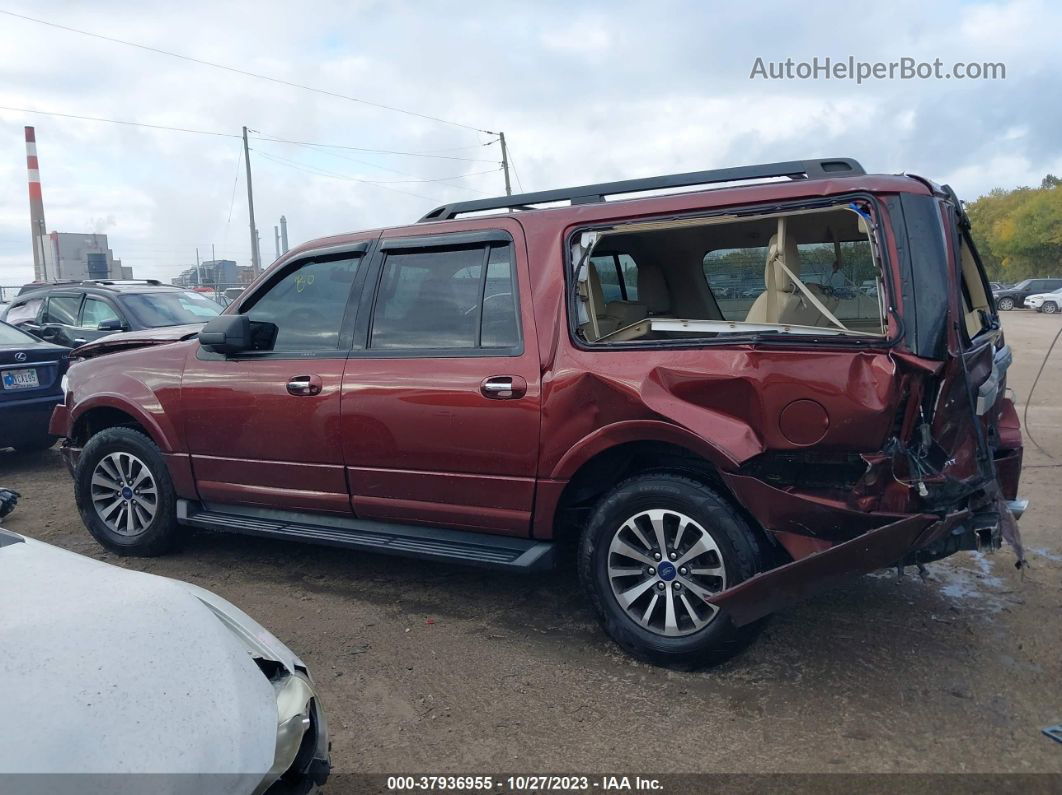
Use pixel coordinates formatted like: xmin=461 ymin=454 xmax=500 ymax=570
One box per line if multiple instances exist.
xmin=43 ymin=295 xmax=81 ymax=325
xmin=81 ymin=297 xmax=121 ymax=328
xmin=370 ymin=243 xmax=519 ymax=351
xmin=245 ymin=256 xmax=362 ymax=351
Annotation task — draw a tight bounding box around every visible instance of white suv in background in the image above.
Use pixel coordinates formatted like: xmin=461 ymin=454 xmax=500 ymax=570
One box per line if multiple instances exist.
xmin=1023 ymin=287 xmax=1062 ymax=313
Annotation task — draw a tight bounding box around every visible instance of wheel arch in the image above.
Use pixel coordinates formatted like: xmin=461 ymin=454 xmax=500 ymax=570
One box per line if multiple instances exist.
xmin=70 ymin=398 xmax=169 ymax=451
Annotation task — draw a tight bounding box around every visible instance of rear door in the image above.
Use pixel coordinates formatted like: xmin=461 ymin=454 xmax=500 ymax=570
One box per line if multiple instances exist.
xmin=37 ymin=292 xmax=83 ymax=347
xmin=181 ymin=237 xmax=375 ymax=514
xmin=75 ymin=296 xmax=128 ymax=344
xmin=341 ymin=222 xmax=541 ymax=536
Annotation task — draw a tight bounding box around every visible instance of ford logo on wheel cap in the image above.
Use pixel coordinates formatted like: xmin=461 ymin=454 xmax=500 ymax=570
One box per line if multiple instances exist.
xmin=657 ymin=561 xmax=677 ymax=581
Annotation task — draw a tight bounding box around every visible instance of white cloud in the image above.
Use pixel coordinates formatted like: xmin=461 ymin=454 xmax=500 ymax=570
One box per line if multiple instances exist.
xmin=0 ymin=0 xmax=1060 ymax=288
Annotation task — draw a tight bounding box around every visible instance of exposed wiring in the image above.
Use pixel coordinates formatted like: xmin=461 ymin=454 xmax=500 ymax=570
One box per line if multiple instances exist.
xmin=0 ymin=9 xmax=494 ymax=134
xmin=1021 ymin=321 xmax=1062 ymax=461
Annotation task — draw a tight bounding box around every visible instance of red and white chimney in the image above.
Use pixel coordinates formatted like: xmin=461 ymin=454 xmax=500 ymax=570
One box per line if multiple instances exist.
xmin=25 ymin=126 xmax=49 ymax=281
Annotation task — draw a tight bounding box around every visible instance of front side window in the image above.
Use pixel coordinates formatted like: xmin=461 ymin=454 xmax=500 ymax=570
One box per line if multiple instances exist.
xmin=121 ymin=291 xmax=222 ymax=328
xmin=369 ymin=243 xmax=519 ymax=352
xmin=244 ymin=256 xmax=362 ymax=351
xmin=80 ymin=297 xmax=121 ymax=328
xmin=42 ymin=294 xmax=81 ymax=325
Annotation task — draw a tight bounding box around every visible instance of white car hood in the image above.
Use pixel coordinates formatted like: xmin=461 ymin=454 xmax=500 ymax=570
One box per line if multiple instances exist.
xmin=0 ymin=532 xmax=293 ymax=792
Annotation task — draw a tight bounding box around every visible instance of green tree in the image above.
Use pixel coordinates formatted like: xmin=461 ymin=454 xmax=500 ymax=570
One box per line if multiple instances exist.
xmin=966 ymin=178 xmax=1062 ymax=281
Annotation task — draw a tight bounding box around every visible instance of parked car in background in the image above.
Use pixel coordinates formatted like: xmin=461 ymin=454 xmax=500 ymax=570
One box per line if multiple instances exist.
xmin=1 ymin=280 xmax=222 ymax=348
xmin=989 ymin=281 xmax=1006 ymax=292
xmin=0 ymin=320 xmax=67 ymax=451
xmin=993 ymin=277 xmax=1062 ymax=310
xmin=0 ymin=527 xmax=330 ymax=792
xmin=1023 ymin=287 xmax=1062 ymax=314
xmin=52 ymin=158 xmax=1026 ymax=668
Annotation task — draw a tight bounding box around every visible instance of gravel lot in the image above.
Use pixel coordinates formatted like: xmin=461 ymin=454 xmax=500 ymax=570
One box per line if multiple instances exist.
xmin=2 ymin=312 xmax=1060 ymax=782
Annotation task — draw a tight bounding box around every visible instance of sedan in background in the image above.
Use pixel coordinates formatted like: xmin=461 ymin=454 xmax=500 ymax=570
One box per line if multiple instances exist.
xmin=0 ymin=528 xmax=330 ymax=794
xmin=1023 ymin=287 xmax=1062 ymax=314
xmin=0 ymin=320 xmax=67 ymax=451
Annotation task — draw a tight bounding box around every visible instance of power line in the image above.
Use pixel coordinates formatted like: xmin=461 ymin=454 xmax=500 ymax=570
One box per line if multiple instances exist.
xmin=0 ymin=105 xmax=501 ymax=162
xmin=0 ymin=9 xmax=494 ymax=134
xmin=250 ymin=133 xmax=499 ymax=163
xmin=252 ymin=150 xmax=439 ymax=201
xmin=0 ymin=104 xmax=240 ymax=138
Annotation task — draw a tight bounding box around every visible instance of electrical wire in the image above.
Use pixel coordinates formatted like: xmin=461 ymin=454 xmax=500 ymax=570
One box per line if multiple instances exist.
xmin=1021 ymin=321 xmax=1062 ymax=462
xmin=252 ymin=150 xmax=439 ymax=201
xmin=505 ymin=142 xmax=525 ymax=192
xmin=250 ymin=133 xmax=498 ymax=163
xmin=0 ymin=104 xmax=240 ymax=138
xmin=0 ymin=9 xmax=493 ymax=134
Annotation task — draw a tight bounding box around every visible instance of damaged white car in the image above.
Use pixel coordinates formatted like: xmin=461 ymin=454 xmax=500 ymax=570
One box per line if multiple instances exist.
xmin=0 ymin=527 xmax=330 ymax=795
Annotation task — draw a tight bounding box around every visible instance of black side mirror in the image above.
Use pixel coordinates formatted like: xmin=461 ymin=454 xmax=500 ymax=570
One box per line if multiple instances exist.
xmin=97 ymin=318 xmax=126 ymax=332
xmin=199 ymin=314 xmax=252 ymax=354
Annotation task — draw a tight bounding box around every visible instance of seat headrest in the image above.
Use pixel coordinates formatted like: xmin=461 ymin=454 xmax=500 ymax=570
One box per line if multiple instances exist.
xmin=637 ymin=265 xmax=670 ymax=314
xmin=765 ymin=233 xmax=801 ymax=292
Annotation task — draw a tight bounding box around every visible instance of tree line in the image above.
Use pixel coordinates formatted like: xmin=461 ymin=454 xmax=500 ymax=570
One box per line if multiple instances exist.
xmin=967 ymin=175 xmax=1062 ymax=281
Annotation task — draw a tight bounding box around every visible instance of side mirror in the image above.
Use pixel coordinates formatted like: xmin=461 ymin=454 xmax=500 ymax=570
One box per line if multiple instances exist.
xmin=97 ymin=318 xmax=126 ymax=332
xmin=198 ymin=314 xmax=252 ymax=354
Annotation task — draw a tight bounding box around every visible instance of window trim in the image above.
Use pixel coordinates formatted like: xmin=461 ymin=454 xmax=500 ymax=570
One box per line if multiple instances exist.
xmin=356 ymin=231 xmax=524 ymax=359
xmin=197 ymin=241 xmax=372 ymax=361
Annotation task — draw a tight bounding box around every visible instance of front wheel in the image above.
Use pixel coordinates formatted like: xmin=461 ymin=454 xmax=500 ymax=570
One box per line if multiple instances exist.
xmin=1043 ymin=301 xmax=1058 ymax=315
xmin=74 ymin=427 xmax=179 ymax=556
xmin=997 ymin=296 xmax=1015 ymax=311
xmin=578 ymin=473 xmax=767 ymax=668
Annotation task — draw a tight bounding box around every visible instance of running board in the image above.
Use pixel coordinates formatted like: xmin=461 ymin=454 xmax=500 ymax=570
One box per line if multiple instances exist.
xmin=177 ymin=500 xmax=556 ymax=572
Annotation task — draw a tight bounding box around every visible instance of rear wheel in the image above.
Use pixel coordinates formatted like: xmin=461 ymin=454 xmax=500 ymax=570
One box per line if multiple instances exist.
xmin=997 ymin=296 xmax=1015 ymax=311
xmin=74 ymin=427 xmax=179 ymax=556
xmin=578 ymin=473 xmax=766 ymax=668
xmin=1043 ymin=301 xmax=1058 ymax=315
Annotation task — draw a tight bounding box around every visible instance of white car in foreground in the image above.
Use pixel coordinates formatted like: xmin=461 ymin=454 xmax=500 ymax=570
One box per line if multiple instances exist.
xmin=0 ymin=528 xmax=330 ymax=795
xmin=1023 ymin=287 xmax=1062 ymax=313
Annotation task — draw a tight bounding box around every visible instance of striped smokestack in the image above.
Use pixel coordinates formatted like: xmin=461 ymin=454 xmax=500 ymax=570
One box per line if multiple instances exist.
xmin=25 ymin=126 xmax=48 ymax=281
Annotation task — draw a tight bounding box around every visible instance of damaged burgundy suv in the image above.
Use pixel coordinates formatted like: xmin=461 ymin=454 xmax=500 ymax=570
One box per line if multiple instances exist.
xmin=52 ymin=158 xmax=1026 ymax=667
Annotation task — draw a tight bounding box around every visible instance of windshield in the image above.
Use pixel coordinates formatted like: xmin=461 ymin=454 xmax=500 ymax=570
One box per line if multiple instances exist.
xmin=119 ymin=291 xmax=222 ymax=328
xmin=0 ymin=321 xmax=42 ymax=345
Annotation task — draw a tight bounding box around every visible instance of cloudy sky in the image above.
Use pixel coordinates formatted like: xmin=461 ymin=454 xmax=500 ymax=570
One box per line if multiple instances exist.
xmin=0 ymin=0 xmax=1059 ymax=286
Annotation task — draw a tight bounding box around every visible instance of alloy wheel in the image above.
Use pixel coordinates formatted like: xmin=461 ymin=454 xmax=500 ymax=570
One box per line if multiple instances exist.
xmin=997 ymin=297 xmax=1014 ymax=310
xmin=607 ymin=508 xmax=727 ymax=637
xmin=90 ymin=452 xmax=158 ymax=537
xmin=1044 ymin=302 xmax=1058 ymax=314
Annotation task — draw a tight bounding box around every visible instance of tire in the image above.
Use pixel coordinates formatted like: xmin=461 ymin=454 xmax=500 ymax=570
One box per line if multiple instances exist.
xmin=578 ymin=473 xmax=767 ymax=668
xmin=74 ymin=427 xmax=179 ymax=556
xmin=1043 ymin=301 xmax=1058 ymax=315
xmin=996 ymin=296 xmax=1015 ymax=311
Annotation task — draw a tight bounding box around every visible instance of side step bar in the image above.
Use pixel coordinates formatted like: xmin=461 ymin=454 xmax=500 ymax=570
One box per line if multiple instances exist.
xmin=177 ymin=500 xmax=556 ymax=572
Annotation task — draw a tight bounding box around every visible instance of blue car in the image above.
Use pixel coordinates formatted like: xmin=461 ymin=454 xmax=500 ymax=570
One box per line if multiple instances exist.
xmin=0 ymin=321 xmax=68 ymax=452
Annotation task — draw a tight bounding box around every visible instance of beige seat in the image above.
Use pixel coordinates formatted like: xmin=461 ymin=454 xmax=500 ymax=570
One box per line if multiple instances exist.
xmin=745 ymin=234 xmax=835 ymax=326
xmin=581 ymin=261 xmax=647 ymax=339
xmin=637 ymin=265 xmax=671 ymax=316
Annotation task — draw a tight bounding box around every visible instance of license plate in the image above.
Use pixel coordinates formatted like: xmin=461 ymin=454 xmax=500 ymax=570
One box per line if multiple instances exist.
xmin=2 ymin=368 xmax=40 ymax=390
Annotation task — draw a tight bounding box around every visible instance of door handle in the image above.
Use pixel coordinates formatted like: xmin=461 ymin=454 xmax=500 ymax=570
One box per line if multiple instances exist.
xmin=286 ymin=374 xmax=323 ymax=396
xmin=481 ymin=375 xmax=527 ymax=399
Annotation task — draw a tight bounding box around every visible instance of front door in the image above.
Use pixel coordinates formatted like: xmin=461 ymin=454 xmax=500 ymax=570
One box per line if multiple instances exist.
xmin=182 ymin=238 xmax=374 ymax=514
xmin=341 ymin=225 xmax=541 ymax=536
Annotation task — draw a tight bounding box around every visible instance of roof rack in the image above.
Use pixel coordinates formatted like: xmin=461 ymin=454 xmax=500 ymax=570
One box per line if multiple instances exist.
xmin=419 ymin=157 xmax=865 ymax=222
xmin=80 ymin=279 xmax=163 ymax=286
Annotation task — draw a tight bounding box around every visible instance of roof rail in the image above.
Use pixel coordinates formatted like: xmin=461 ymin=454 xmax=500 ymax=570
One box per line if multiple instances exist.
xmin=80 ymin=279 xmax=162 ymax=286
xmin=419 ymin=157 xmax=865 ymax=222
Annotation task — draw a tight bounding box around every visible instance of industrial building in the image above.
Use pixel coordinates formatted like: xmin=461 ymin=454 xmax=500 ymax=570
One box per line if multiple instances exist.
xmin=43 ymin=232 xmax=131 ymax=282
xmin=171 ymin=259 xmax=255 ymax=288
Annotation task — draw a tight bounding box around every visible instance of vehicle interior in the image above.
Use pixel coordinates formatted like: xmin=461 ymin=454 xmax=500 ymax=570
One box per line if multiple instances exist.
xmin=573 ymin=204 xmax=888 ymax=343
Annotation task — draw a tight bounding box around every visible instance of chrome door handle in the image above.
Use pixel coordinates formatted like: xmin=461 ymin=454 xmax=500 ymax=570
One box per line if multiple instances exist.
xmin=481 ymin=376 xmax=527 ymax=399
xmin=286 ymin=375 xmax=322 ymax=396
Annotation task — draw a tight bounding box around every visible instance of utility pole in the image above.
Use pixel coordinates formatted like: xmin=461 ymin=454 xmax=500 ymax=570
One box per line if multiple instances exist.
xmin=498 ymin=131 xmax=512 ymax=196
xmin=195 ymin=247 xmax=203 ymax=287
xmin=242 ymin=126 xmax=261 ymax=276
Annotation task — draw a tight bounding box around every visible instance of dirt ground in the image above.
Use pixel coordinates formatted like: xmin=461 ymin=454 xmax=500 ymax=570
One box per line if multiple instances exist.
xmin=2 ymin=312 xmax=1060 ymax=781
